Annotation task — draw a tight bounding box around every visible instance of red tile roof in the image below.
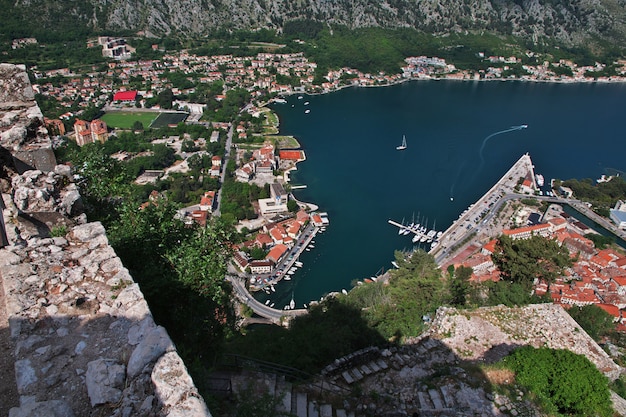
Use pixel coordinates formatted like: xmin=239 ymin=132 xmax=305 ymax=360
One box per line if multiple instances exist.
xmin=279 ymin=150 xmax=304 ymax=160
xmin=597 ymin=303 xmax=620 ymax=318
xmin=113 ymin=90 xmax=137 ymax=101
xmin=266 ymin=244 xmax=288 ymax=263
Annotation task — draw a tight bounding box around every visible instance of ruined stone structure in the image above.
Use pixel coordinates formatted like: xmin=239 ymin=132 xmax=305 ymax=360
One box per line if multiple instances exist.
xmin=0 ymin=63 xmax=212 ymax=416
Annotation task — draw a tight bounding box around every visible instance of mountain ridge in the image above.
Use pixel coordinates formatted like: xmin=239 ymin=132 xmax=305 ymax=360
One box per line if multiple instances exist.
xmin=5 ymin=0 xmax=626 ymax=49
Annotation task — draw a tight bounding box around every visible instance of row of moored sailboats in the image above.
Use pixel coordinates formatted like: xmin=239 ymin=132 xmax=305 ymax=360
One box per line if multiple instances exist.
xmin=396 ymin=215 xmax=443 ymax=244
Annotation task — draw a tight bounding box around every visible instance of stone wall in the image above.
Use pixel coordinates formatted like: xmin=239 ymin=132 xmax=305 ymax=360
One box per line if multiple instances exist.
xmin=0 ymin=63 xmax=212 ymax=417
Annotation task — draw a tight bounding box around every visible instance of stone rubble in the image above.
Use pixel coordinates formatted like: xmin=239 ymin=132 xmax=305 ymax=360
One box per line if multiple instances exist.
xmin=1 ymin=213 xmax=211 ymax=416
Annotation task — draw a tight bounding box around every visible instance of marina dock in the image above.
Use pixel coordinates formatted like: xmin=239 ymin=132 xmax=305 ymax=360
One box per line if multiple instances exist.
xmin=387 ymin=219 xmax=441 ymax=246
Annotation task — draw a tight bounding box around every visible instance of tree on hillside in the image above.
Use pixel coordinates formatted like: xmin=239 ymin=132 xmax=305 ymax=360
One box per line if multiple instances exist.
xmin=157 ymin=88 xmax=174 ymax=109
xmin=448 ymin=265 xmax=473 ymax=306
xmin=354 ymin=250 xmax=445 ymax=340
xmin=491 ymin=234 xmax=573 ymax=285
xmin=568 ymin=304 xmax=615 ymax=341
xmin=165 ymin=218 xmax=236 ymax=302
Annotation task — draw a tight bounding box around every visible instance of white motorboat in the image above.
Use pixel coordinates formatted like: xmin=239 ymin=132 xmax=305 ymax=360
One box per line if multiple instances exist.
xmin=396 ymin=135 xmax=407 ymax=150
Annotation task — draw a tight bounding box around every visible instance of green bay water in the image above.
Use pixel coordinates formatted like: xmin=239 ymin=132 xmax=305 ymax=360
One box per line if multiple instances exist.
xmin=266 ymin=80 xmax=626 ymax=308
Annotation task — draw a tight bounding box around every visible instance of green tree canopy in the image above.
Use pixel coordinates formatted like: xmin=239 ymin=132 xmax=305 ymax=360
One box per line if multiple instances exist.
xmin=503 ymin=346 xmax=612 ymax=417
xmin=491 ymin=234 xmax=573 ymax=285
xmin=568 ymin=304 xmax=615 ymax=341
xmin=343 ymin=250 xmax=444 ymax=340
xmin=165 ymin=218 xmax=235 ymax=302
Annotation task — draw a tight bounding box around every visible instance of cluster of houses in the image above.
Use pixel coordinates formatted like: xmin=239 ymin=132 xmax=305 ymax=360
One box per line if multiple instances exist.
xmin=232 ymin=210 xmax=328 ymax=275
xmin=73 ymin=119 xmax=109 ymax=146
xmin=169 ymin=190 xmax=217 ymax=226
xmin=455 ymin=210 xmax=626 ymax=330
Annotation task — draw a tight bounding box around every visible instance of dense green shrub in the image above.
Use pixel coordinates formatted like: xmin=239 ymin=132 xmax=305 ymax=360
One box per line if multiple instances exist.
xmin=503 ymin=346 xmax=612 ymax=417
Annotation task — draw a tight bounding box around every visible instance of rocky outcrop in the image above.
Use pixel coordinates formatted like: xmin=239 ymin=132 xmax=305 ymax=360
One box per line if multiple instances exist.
xmin=0 ymin=63 xmax=212 ymax=417
xmin=0 ymin=63 xmax=55 ymax=174
xmin=428 ymin=303 xmax=622 ymax=380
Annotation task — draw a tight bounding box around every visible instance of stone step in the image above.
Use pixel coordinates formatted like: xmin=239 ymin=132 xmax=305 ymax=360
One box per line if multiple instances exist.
xmin=368 ymin=360 xmax=380 ymax=373
xmin=295 ymin=392 xmax=308 ymax=417
xmin=341 ymin=370 xmax=354 ymax=384
xmin=376 ymin=359 xmax=389 ymax=370
xmin=350 ymin=367 xmax=364 ymax=381
xmin=440 ymin=385 xmax=455 ymax=408
xmin=319 ymin=404 xmax=332 ymax=417
xmin=428 ymin=388 xmax=444 ymax=410
xmin=360 ymin=363 xmax=373 ymax=375
xmin=418 ymin=391 xmax=433 ymax=409
xmin=275 ymin=378 xmax=291 ymax=413
xmin=308 ymin=401 xmax=319 ymax=417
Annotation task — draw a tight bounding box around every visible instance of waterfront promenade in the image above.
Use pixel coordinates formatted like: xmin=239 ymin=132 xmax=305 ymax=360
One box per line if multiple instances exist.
xmin=430 ymin=153 xmax=536 ymax=266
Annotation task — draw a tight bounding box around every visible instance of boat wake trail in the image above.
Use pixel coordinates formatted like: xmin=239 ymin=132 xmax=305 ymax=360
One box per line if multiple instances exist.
xmin=478 ymin=124 xmax=527 ymax=172
xmin=450 ymin=162 xmax=465 ymax=202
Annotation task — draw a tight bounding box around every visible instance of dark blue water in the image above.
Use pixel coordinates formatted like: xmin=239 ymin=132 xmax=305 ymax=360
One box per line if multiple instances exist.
xmin=265 ymin=80 xmax=626 ymax=308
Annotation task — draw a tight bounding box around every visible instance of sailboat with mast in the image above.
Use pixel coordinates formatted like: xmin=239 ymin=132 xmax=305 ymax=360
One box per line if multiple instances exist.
xmin=396 ymin=135 xmax=407 ymax=150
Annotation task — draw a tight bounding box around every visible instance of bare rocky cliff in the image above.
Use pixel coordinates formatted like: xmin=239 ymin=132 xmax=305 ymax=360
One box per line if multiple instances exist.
xmin=10 ymin=0 xmax=626 ymax=47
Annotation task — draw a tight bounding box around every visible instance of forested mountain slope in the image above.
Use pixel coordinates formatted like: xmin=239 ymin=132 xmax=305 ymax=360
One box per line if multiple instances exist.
xmin=4 ymin=0 xmax=626 ymax=49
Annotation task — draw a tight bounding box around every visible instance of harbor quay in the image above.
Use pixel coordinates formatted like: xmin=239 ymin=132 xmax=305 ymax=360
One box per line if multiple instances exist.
xmin=249 ymin=222 xmax=321 ymax=294
xmin=430 ymin=153 xmax=537 ymax=267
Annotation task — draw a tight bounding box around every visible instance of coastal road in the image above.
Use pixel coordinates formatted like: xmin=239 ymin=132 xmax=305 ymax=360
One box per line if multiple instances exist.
xmin=214 ymin=123 xmax=233 ymax=217
xmin=226 ymin=274 xmax=307 ymax=324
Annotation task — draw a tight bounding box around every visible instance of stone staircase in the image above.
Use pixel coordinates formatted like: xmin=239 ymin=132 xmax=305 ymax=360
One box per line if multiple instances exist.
xmin=227 ymin=369 xmax=356 ymax=417
xmin=219 ymin=337 xmax=511 ymax=416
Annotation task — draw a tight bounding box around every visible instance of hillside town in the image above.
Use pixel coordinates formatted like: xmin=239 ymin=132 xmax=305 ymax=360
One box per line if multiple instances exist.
xmin=28 ymin=35 xmax=626 ymax=131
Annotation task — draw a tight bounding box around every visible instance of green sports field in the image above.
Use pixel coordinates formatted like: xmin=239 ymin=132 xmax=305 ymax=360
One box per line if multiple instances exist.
xmin=150 ymin=112 xmax=188 ymax=128
xmin=101 ymin=112 xmax=160 ymax=129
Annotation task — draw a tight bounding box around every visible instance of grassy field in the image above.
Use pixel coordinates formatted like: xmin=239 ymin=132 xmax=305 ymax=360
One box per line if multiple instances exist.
xmin=151 ymin=112 xmax=188 ymax=128
xmin=272 ymin=135 xmax=301 ymax=149
xmin=101 ymin=112 xmax=159 ymax=129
